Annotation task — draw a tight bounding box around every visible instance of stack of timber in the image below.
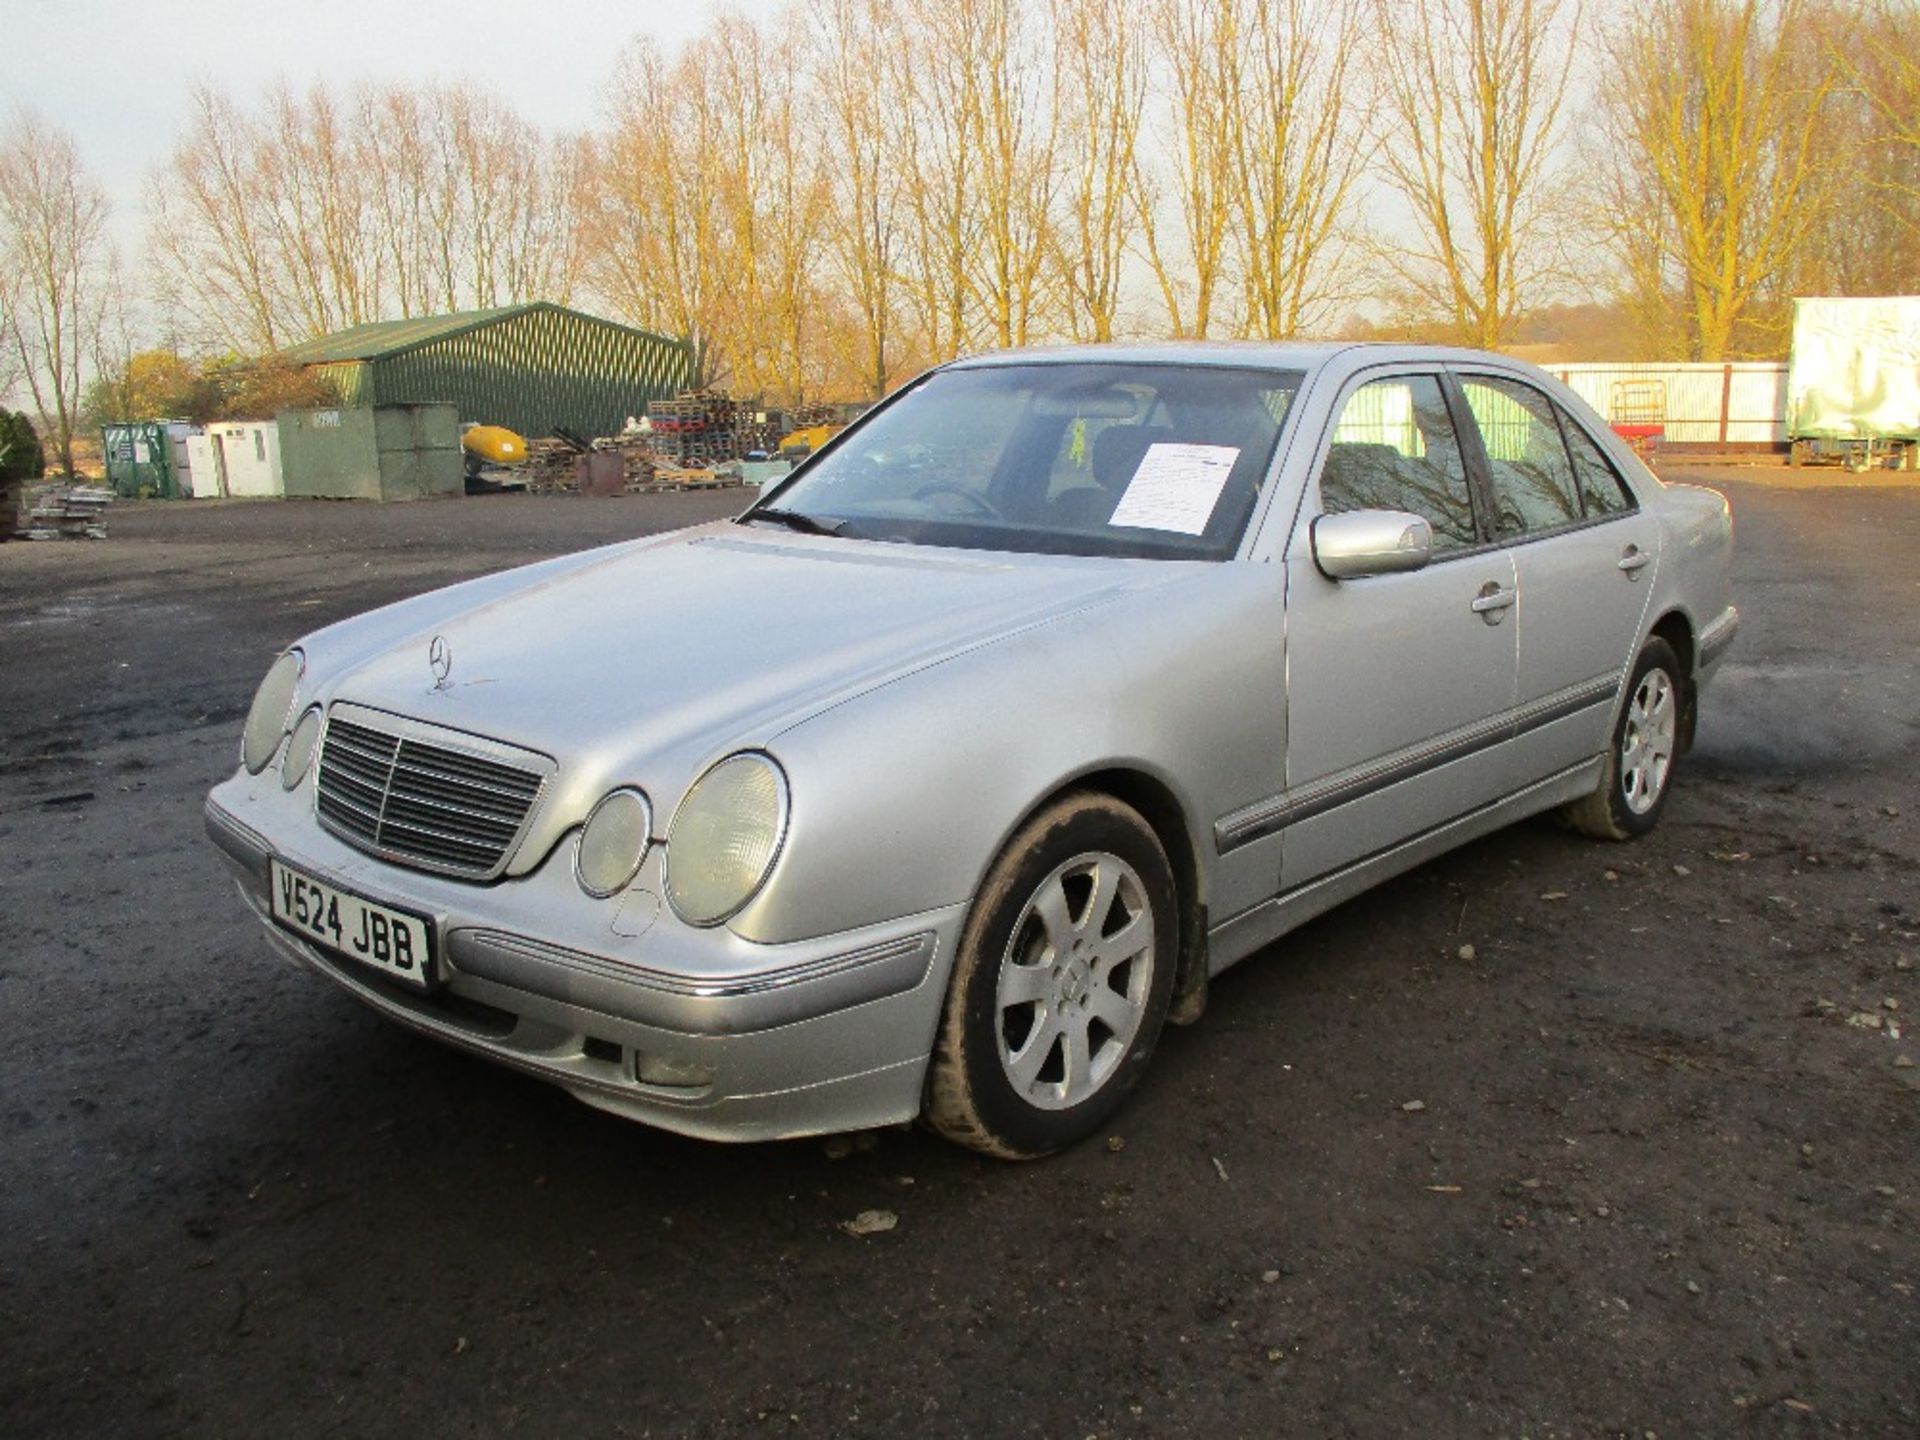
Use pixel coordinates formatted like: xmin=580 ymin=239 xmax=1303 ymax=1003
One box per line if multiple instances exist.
xmin=645 ymin=389 xmax=777 ymax=465
xmin=784 ymin=402 xmax=841 ymax=433
xmin=522 ymin=438 xmax=583 ymax=494
xmin=588 ymin=435 xmax=660 ymax=491
xmin=520 ymin=416 xmax=759 ymax=498
xmin=643 ymin=461 xmax=746 ymax=493
xmin=24 ymin=483 xmax=112 ymax=540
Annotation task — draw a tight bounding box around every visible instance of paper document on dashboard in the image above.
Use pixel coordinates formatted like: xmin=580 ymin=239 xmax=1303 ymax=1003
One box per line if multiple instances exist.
xmin=1108 ymin=444 xmax=1239 ymax=535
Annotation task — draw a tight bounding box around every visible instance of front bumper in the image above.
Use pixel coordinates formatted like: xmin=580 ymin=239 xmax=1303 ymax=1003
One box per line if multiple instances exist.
xmin=206 ymin=774 xmax=965 ymax=1142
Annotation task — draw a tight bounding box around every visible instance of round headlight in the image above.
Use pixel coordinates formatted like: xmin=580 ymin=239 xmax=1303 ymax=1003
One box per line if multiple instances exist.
xmin=242 ymin=650 xmax=304 ymax=773
xmin=280 ymin=706 xmax=323 ymax=790
xmin=575 ymin=788 xmax=654 ymax=899
xmin=664 ymin=753 xmax=788 ymax=926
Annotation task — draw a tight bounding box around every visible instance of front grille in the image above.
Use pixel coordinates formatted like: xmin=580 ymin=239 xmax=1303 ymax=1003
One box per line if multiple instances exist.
xmin=316 ymin=715 xmax=546 ymax=879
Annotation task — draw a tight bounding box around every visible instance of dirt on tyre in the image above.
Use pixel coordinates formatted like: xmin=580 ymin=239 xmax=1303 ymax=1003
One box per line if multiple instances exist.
xmin=1564 ymin=636 xmax=1684 ymax=840
xmin=926 ymin=790 xmax=1179 ymax=1158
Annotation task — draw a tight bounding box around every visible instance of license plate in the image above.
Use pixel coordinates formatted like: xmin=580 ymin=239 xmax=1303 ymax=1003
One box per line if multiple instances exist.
xmin=269 ymin=859 xmax=435 ymax=991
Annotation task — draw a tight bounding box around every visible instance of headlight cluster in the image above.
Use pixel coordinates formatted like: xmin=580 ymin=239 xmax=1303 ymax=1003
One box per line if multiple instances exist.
xmin=242 ymin=650 xmax=304 ymax=773
xmin=664 ymin=753 xmax=788 ymax=926
xmin=573 ymin=753 xmax=789 ymax=925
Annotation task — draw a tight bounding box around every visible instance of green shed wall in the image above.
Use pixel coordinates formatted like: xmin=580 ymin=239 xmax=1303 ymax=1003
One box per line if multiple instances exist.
xmin=356 ymin=307 xmax=693 ymax=439
xmin=310 ymin=361 xmax=371 ymax=407
xmin=278 ymin=404 xmax=462 ymax=501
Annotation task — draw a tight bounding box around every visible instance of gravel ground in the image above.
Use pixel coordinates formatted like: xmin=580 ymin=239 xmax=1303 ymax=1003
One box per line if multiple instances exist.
xmin=1 ymin=471 xmax=1915 ymax=1438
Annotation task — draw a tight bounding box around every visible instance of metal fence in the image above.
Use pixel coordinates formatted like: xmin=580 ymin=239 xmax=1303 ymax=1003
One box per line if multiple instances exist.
xmin=1549 ymin=362 xmax=1788 ymax=446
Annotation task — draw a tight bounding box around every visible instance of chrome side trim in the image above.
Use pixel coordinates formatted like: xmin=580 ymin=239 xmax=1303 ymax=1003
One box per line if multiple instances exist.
xmin=1699 ymin=607 xmax=1739 ymax=668
xmin=445 ymin=927 xmax=939 ymax=1036
xmin=1208 ymin=755 xmax=1603 ymax=973
xmin=1214 ymin=674 xmax=1618 ymax=854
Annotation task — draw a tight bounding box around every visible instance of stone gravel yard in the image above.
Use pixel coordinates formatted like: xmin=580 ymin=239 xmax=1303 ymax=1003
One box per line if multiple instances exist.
xmin=1 ymin=471 xmax=1915 ymax=1438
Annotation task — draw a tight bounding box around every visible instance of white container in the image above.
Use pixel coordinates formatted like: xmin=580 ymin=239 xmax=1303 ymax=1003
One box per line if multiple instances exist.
xmin=205 ymin=421 xmax=284 ymax=496
xmin=741 ymin=459 xmax=793 ymax=489
xmin=1787 ymin=296 xmax=1920 ymax=441
xmin=185 ymin=434 xmax=222 ymax=497
xmin=164 ymin=421 xmax=202 ymax=496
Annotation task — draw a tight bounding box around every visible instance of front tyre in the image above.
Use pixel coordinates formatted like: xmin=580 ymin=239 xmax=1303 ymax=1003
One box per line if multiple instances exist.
xmin=1564 ymin=637 xmax=1684 ymax=840
xmin=927 ymin=792 xmax=1178 ymax=1158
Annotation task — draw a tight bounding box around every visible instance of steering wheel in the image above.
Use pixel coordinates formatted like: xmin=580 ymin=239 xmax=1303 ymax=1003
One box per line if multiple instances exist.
xmin=912 ymin=480 xmax=1003 ymax=519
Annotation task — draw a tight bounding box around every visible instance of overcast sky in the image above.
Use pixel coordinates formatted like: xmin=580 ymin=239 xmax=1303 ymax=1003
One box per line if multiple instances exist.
xmin=10 ymin=0 xmax=777 ymax=253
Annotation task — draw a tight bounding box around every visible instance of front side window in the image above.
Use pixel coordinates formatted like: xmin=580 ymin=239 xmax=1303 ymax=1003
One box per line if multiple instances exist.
xmin=1459 ymin=376 xmax=1582 ymax=536
xmin=1319 ymin=374 xmax=1477 ymax=552
xmin=748 ymin=363 xmax=1301 ymax=560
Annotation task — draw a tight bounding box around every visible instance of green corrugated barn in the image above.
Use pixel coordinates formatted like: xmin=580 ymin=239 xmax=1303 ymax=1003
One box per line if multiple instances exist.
xmin=275 ymin=303 xmax=695 ymax=440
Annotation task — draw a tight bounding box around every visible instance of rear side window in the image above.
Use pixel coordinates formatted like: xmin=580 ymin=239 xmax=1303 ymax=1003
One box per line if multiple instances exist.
xmin=1559 ymin=413 xmax=1635 ymax=515
xmin=1320 ymin=375 xmax=1477 ymax=552
xmin=1459 ymin=376 xmax=1581 ymax=536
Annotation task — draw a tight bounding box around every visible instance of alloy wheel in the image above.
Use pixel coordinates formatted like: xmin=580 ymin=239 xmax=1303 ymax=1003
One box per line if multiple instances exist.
xmin=994 ymin=850 xmax=1155 ymax=1111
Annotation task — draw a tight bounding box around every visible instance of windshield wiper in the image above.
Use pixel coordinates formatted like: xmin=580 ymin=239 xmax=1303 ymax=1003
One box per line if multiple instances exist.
xmin=742 ymin=507 xmax=847 ymax=537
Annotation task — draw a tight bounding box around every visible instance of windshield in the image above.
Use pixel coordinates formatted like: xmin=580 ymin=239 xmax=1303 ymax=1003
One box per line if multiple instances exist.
xmin=747 ymin=363 xmax=1303 ymax=560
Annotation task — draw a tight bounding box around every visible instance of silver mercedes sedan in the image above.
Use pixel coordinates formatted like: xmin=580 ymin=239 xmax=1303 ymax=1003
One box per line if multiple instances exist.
xmin=206 ymin=344 xmax=1737 ymax=1157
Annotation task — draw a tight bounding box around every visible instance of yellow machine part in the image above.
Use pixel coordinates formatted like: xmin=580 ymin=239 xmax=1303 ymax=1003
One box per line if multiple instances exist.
xmin=778 ymin=423 xmax=843 ymax=455
xmin=463 ymin=425 xmax=528 ymax=465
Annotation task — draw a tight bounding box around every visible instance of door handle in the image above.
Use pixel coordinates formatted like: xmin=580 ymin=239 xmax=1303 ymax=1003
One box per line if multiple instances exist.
xmin=1618 ymin=546 xmax=1652 ymax=576
xmin=1471 ymin=581 xmax=1516 ymax=624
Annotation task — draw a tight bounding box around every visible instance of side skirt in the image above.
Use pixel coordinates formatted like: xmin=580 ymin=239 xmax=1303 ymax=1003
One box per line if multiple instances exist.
xmin=1205 ymin=755 xmax=1603 ymax=976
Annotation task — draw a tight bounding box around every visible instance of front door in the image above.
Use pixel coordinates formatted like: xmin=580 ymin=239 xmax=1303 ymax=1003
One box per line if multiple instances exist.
xmin=1273 ymin=369 xmax=1519 ymax=889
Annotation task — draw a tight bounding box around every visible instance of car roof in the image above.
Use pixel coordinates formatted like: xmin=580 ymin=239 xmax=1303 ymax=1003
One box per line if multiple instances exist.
xmin=943 ymin=340 xmax=1539 ymax=375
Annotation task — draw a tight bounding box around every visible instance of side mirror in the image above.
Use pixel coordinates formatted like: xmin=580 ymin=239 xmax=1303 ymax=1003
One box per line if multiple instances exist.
xmin=1311 ymin=509 xmax=1434 ymax=579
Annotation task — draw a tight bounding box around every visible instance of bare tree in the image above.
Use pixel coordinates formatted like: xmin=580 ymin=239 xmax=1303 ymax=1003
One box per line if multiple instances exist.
xmin=259 ymin=84 xmax=379 ymax=338
xmin=891 ymin=0 xmax=990 ymax=360
xmin=583 ymin=39 xmax=719 ymax=363
xmin=814 ymin=0 xmax=909 ymax=394
xmin=698 ymin=15 xmax=789 ymax=397
xmin=1373 ymin=0 xmax=1579 ymax=347
xmin=1138 ymin=0 xmax=1243 ymax=338
xmin=0 ymin=110 xmax=111 ymax=476
xmin=0 ymin=261 xmax=27 ymax=407
xmin=1228 ymin=0 xmax=1375 ymax=338
xmin=971 ymin=0 xmax=1061 ymax=347
xmin=356 ymin=85 xmax=435 ymax=319
xmin=1053 ymin=0 xmax=1150 ymax=341
xmin=148 ymin=87 xmax=282 ymax=353
xmin=438 ymin=89 xmax=581 ymax=310
xmin=1808 ymin=0 xmax=1920 ymax=294
xmin=757 ymin=13 xmax=833 ymax=400
xmin=1599 ymin=0 xmax=1838 ymax=359
xmin=152 ymin=81 xmax=583 ymax=355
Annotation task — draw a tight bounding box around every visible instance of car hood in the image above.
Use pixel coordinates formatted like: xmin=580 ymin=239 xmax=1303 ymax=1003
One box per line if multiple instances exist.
xmin=308 ymin=522 xmax=1188 ymax=862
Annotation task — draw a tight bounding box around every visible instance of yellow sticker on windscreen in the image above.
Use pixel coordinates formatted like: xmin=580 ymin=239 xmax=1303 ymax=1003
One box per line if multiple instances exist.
xmin=1107 ymin=443 xmax=1239 ymax=535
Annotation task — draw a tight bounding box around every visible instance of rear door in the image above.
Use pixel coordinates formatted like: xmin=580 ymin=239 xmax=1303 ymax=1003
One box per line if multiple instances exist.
xmin=1450 ymin=370 xmax=1661 ymax=781
xmin=1265 ymin=368 xmax=1518 ymax=889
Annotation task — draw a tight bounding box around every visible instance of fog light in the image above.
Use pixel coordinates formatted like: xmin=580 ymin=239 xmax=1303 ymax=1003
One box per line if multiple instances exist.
xmin=635 ymin=1054 xmax=713 ymax=1089
xmin=575 ymin=787 xmax=653 ymax=898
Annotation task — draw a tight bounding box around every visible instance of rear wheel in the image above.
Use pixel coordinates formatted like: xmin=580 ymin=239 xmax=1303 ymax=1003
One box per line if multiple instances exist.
xmin=926 ymin=792 xmax=1177 ymax=1158
xmin=1563 ymin=637 xmax=1683 ymax=840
